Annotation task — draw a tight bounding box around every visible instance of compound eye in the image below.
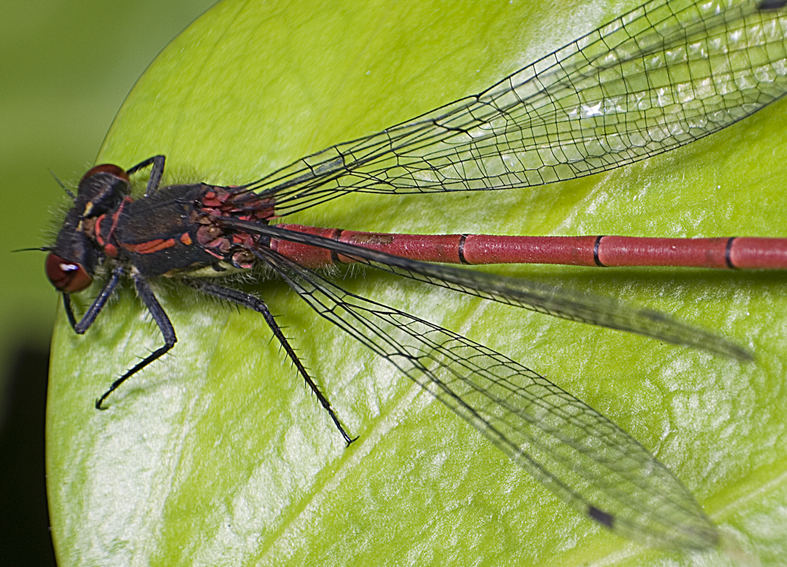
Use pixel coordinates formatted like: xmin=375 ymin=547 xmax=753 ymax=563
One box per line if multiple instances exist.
xmin=80 ymin=163 xmax=129 ymax=185
xmin=45 ymin=253 xmax=92 ymax=292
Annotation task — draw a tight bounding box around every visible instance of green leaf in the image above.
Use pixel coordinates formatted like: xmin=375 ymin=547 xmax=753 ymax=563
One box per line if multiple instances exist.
xmin=47 ymin=1 xmax=786 ymax=565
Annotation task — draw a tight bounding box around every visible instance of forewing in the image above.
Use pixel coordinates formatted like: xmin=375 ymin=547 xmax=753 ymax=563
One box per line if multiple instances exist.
xmin=244 ymin=0 xmax=786 ymax=217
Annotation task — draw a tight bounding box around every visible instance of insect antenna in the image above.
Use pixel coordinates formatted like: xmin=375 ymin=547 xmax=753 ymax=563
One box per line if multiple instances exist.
xmin=49 ymin=169 xmax=75 ymax=199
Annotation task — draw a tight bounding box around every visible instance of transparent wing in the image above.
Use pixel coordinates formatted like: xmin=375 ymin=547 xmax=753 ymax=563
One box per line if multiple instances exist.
xmin=227 ymin=220 xmax=751 ymax=359
xmin=255 ymin=245 xmax=718 ymax=549
xmin=242 ymin=0 xmax=786 ymax=217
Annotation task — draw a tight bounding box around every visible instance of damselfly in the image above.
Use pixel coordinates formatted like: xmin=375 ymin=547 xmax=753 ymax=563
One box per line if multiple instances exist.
xmin=46 ymin=0 xmax=786 ymax=550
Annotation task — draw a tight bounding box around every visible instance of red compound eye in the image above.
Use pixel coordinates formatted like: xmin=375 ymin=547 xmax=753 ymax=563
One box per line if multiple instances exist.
xmin=45 ymin=253 xmax=92 ymax=292
xmin=80 ymin=163 xmax=129 ymax=185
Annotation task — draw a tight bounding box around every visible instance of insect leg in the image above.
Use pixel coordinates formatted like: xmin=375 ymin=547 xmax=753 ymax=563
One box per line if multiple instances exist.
xmin=95 ymin=272 xmax=177 ymax=409
xmin=63 ymin=265 xmax=124 ymax=333
xmin=189 ymin=280 xmax=355 ymax=446
xmin=126 ymin=155 xmax=166 ymax=196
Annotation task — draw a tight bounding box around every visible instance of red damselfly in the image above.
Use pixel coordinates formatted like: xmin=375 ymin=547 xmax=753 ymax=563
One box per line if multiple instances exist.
xmin=45 ymin=0 xmax=785 ymax=551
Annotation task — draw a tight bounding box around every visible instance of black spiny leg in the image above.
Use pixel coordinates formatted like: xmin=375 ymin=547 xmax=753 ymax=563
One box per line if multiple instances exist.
xmin=95 ymin=272 xmax=177 ymax=409
xmin=63 ymin=265 xmax=125 ymax=333
xmin=190 ymin=280 xmax=355 ymax=446
xmin=127 ymin=155 xmax=166 ymax=196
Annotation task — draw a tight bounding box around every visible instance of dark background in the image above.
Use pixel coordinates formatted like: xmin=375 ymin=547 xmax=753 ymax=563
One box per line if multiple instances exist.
xmin=0 ymin=2 xmax=215 ymax=563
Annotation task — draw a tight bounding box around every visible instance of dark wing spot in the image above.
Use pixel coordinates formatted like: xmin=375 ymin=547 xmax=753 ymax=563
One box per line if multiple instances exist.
xmin=588 ymin=505 xmax=615 ymax=528
xmin=758 ymin=0 xmax=786 ymax=10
